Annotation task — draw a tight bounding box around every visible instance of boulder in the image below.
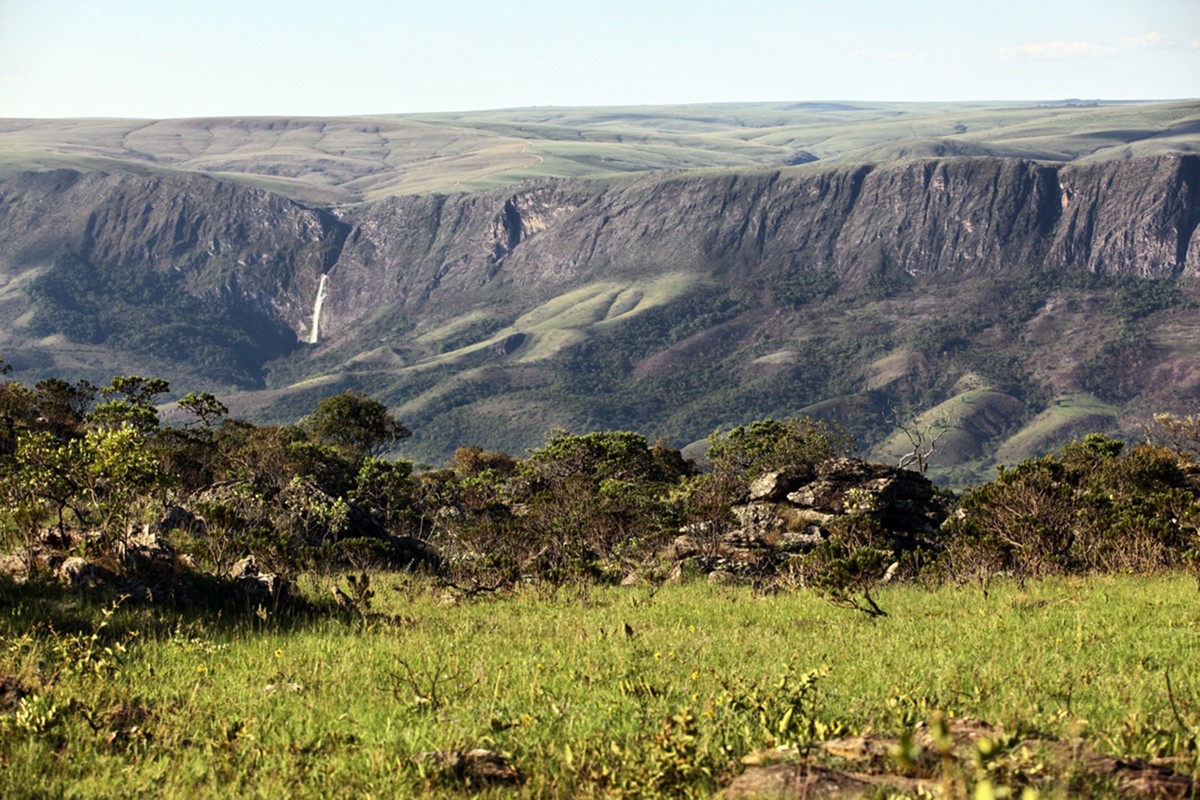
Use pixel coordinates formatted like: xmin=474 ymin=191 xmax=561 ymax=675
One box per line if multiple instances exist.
xmin=152 ymin=505 xmax=199 ymax=535
xmin=59 ymin=557 xmax=117 ymax=591
xmin=778 ymin=527 xmax=826 ymax=552
xmin=784 ymin=458 xmax=948 ymax=535
xmin=732 ymin=503 xmax=785 ymax=535
xmin=116 ymin=526 xmax=177 ymax=578
xmin=228 ymin=556 xmax=289 ymax=605
xmin=749 ymin=471 xmax=801 ymax=502
xmin=707 ymin=569 xmax=737 ymax=585
xmin=237 ymin=572 xmax=288 ymax=605
xmin=0 ymin=554 xmax=28 ymax=584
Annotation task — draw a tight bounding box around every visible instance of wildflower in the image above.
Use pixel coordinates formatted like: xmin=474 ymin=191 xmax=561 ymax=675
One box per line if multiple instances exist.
xmin=274 ymin=648 xmax=283 ymax=659
xmin=653 ymin=651 xmax=662 ymax=661
xmin=196 ymin=665 xmax=207 ymax=674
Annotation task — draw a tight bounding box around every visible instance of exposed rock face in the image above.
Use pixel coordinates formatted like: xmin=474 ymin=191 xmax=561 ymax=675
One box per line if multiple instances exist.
xmin=2 ymin=155 xmax=1196 ymax=346
xmin=0 ymin=169 xmax=348 ymax=338
xmin=229 ymin=556 xmax=290 ymax=606
xmin=667 ymin=458 xmax=948 ymax=581
xmin=748 ymin=471 xmax=801 ymax=502
xmin=787 ymin=458 xmax=949 ymax=536
xmin=2 ymin=153 xmax=1198 ymax=466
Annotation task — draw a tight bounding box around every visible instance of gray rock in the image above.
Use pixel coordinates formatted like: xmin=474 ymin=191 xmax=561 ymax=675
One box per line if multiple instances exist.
xmin=236 ymin=572 xmax=288 ymax=605
xmin=59 ymin=557 xmax=117 ymax=590
xmin=116 ymin=526 xmax=177 ymax=576
xmin=0 ymin=554 xmax=28 ymax=584
xmin=228 ymin=556 xmax=259 ymax=579
xmin=749 ymin=471 xmax=800 ymax=502
xmin=707 ymin=569 xmax=737 ymax=585
xmin=153 ymin=505 xmax=198 ymax=535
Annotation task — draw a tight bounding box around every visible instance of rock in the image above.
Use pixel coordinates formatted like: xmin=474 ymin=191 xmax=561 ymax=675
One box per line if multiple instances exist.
xmin=228 ymin=555 xmax=289 ymax=605
xmin=666 ymin=558 xmax=702 ymax=584
xmin=39 ymin=528 xmax=79 ymax=549
xmin=777 ymin=528 xmax=825 ymax=552
xmin=59 ymin=557 xmax=117 ymax=591
xmin=666 ymin=534 xmax=703 ymax=561
xmin=707 ymin=569 xmax=736 ymax=585
xmin=749 ymin=471 xmax=801 ymax=502
xmin=415 ymin=748 xmax=523 ymax=785
xmin=153 ymin=505 xmax=198 ymax=535
xmin=0 ymin=554 xmax=28 ymax=583
xmin=236 ymin=572 xmax=288 ymax=606
xmin=228 ymin=556 xmax=259 ymax=579
xmin=785 ymin=458 xmax=949 ymax=535
xmin=619 ymin=571 xmax=642 ymax=587
xmin=721 ymin=763 xmax=889 ymax=799
xmin=116 ymin=526 xmax=177 ymax=577
xmin=732 ymin=503 xmax=785 ymax=534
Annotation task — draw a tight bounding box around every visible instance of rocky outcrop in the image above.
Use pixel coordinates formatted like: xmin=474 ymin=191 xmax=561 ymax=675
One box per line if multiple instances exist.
xmin=786 ymin=458 xmax=949 ymax=536
xmin=229 ymin=556 xmax=290 ymax=606
xmin=668 ymin=459 xmax=949 ymax=581
xmin=0 ymin=169 xmax=348 ymax=339
xmin=3 ymin=155 xmax=1196 ymax=348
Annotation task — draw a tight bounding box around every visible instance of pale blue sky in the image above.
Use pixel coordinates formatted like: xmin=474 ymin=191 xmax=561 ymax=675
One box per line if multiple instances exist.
xmin=1 ymin=0 xmax=1197 ymax=118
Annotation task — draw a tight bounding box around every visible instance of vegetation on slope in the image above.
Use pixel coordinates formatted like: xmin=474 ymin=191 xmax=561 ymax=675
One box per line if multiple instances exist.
xmin=3 ymin=352 xmax=1200 ymax=796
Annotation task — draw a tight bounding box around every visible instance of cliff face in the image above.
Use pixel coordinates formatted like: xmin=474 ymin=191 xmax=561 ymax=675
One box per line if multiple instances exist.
xmin=3 ymin=156 xmax=1195 ymax=344
xmin=0 ymin=169 xmax=348 ymax=335
xmin=1 ymin=154 xmax=1198 ymax=474
xmin=314 ymin=155 xmax=1197 ymax=336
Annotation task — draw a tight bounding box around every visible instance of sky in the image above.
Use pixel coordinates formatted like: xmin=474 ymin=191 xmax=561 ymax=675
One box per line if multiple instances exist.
xmin=0 ymin=0 xmax=1197 ymax=118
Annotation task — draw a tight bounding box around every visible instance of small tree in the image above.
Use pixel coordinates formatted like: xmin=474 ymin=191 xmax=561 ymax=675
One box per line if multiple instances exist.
xmin=176 ymin=391 xmax=228 ymax=428
xmin=2 ymin=430 xmax=86 ymax=573
xmin=90 ymin=376 xmax=170 ymax=433
xmin=351 ymin=456 xmax=420 ymax=535
xmin=889 ymin=407 xmax=953 ymax=475
xmin=304 ymin=391 xmax=410 ymax=464
xmin=82 ymin=425 xmax=169 ymax=557
xmin=706 ymin=417 xmax=854 ymax=486
xmin=33 ymin=378 xmax=96 ymax=438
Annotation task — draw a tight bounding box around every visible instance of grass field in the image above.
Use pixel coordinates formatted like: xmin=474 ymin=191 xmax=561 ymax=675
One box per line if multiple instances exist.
xmin=3 ymin=573 xmax=1198 ymax=797
xmin=3 ymin=100 xmax=1196 ymax=203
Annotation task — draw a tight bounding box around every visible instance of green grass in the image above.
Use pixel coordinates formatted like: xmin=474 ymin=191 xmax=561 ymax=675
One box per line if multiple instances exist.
xmin=3 ymin=101 xmax=1196 ymax=203
xmin=992 ymin=393 xmax=1118 ymax=466
xmin=3 ymin=573 xmax=1198 ymax=797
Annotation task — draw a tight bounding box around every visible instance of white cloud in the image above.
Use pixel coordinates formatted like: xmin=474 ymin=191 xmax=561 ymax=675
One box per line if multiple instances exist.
xmin=998 ymin=40 xmax=1102 ymax=60
xmin=1118 ymin=32 xmax=1170 ymax=50
xmin=998 ymin=32 xmax=1176 ymax=61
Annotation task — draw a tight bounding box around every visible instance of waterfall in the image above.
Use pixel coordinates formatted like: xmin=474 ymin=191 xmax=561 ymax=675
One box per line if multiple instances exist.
xmin=309 ymin=274 xmax=329 ymax=345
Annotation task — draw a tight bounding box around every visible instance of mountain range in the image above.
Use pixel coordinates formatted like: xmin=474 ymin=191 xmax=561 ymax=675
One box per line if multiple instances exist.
xmin=1 ymin=99 xmax=1198 ymax=484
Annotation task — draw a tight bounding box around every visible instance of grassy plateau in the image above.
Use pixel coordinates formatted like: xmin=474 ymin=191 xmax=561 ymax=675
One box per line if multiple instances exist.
xmin=2 ymin=573 xmax=1198 ymax=798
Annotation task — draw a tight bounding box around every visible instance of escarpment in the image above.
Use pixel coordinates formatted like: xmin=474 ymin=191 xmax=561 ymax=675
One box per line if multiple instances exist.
xmin=2 ymin=155 xmax=1195 ymax=343
xmin=1 ymin=153 xmax=1198 ymax=474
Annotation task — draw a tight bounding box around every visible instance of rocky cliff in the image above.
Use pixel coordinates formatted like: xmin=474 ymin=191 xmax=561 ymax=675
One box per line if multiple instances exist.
xmin=3 ymin=156 xmax=1195 ymax=341
xmin=1 ymin=153 xmax=1198 ymax=476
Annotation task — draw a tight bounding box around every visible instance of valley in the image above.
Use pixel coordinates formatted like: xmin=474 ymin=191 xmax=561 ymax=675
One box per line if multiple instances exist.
xmin=1 ymin=100 xmax=1199 ymax=483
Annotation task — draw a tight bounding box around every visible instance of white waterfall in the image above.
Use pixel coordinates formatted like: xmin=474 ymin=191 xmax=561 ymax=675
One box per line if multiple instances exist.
xmin=309 ymin=274 xmax=329 ymax=345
